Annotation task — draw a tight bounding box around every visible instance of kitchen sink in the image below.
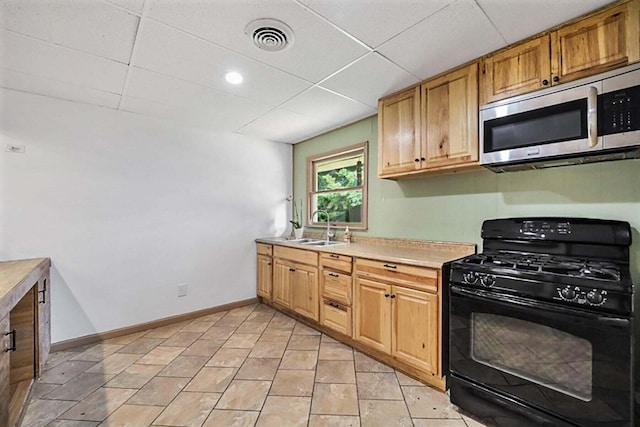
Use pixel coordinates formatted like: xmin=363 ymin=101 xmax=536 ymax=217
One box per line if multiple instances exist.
xmin=301 ymin=240 xmax=344 ymax=246
xmin=287 ymin=238 xmax=319 ymax=243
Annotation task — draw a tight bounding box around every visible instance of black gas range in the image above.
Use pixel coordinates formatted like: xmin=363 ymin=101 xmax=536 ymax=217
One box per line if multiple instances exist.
xmin=449 ymin=217 xmax=634 ymax=427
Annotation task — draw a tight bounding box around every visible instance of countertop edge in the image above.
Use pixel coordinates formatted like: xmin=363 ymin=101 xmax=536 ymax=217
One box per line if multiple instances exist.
xmin=255 ymin=238 xmax=476 ymax=269
xmin=0 ymin=257 xmax=51 ymax=318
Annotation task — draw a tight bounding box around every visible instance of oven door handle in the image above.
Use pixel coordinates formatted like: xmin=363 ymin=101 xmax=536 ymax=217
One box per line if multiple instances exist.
xmin=451 ymin=285 xmax=630 ymax=326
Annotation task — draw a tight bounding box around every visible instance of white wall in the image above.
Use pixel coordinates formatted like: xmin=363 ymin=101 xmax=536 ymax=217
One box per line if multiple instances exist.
xmin=0 ymin=89 xmax=292 ymax=343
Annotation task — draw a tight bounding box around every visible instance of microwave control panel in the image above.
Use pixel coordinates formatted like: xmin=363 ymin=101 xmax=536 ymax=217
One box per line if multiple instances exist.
xmin=599 ymin=84 xmax=640 ymax=135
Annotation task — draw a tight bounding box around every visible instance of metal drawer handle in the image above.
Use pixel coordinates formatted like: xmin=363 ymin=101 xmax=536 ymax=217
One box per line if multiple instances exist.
xmin=329 ymin=254 xmax=340 ymax=259
xmin=390 ymin=294 xmax=396 ymax=299
xmin=328 ymin=273 xmax=339 ymax=278
xmin=384 ymin=293 xmax=390 ymax=298
xmin=5 ymin=330 xmax=16 ymax=352
xmin=289 ymin=268 xmax=296 ymax=272
xmin=383 ymin=264 xmax=397 ymax=269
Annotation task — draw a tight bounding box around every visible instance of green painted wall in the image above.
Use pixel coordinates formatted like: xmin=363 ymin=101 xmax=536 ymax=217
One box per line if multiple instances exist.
xmin=293 ymin=116 xmax=640 ymax=282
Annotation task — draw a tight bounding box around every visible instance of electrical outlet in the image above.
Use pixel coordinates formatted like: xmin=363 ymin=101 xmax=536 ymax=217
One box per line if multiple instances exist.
xmin=177 ymin=283 xmax=188 ymax=297
xmin=5 ymin=144 xmax=25 ymax=154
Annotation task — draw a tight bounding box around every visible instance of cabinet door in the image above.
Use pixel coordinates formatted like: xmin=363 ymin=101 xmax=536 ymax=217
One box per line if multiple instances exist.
xmin=257 ymin=255 xmax=273 ymax=300
xmin=392 ymin=286 xmax=439 ymax=375
xmin=0 ymin=314 xmax=10 ymax=427
xmin=552 ymin=1 xmax=640 ymax=84
xmin=378 ymin=86 xmax=421 ymax=176
xmin=10 ymin=287 xmax=36 ymax=386
xmin=354 ymin=277 xmax=391 ymax=353
xmin=422 ymin=63 xmax=479 ymax=168
xmin=273 ymin=260 xmax=292 ymax=308
xmin=481 ymin=35 xmax=551 ymax=104
xmin=37 ymin=273 xmax=51 ymax=375
xmin=291 ymin=264 xmax=319 ymax=321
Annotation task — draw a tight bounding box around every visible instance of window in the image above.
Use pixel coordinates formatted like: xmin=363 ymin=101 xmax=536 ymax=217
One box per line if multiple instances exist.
xmin=307 ymin=142 xmax=368 ymax=230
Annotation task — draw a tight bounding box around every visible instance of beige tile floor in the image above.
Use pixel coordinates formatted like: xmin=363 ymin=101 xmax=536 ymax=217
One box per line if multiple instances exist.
xmin=23 ymin=303 xmax=487 ymax=427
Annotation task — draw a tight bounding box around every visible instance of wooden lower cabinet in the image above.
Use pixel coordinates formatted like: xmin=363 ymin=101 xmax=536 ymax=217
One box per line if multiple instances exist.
xmin=392 ymin=286 xmax=439 ymax=375
xmin=273 ymin=260 xmax=292 ymax=308
xmin=0 ymin=314 xmax=10 ymax=427
xmin=37 ymin=273 xmax=51 ymax=374
xmin=273 ymin=259 xmax=319 ymax=322
xmin=10 ymin=288 xmax=36 ymax=388
xmin=257 ymin=254 xmax=272 ymax=300
xmin=290 ymin=264 xmax=319 ymax=321
xmin=355 ymin=276 xmax=440 ymax=376
xmin=354 ymin=278 xmax=391 ymax=353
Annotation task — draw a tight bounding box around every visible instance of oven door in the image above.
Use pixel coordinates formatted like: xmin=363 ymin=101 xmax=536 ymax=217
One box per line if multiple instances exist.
xmin=450 ymin=285 xmax=632 ymax=427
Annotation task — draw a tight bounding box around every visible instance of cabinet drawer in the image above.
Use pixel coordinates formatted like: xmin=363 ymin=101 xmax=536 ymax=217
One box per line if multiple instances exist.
xmin=322 ymin=270 xmax=352 ymax=306
xmin=257 ymin=243 xmax=272 ymax=256
xmin=321 ymin=299 xmax=352 ymax=337
xmin=274 ymin=246 xmax=318 ymax=266
xmin=320 ymin=253 xmax=352 ymax=273
xmin=355 ymin=258 xmax=438 ymax=293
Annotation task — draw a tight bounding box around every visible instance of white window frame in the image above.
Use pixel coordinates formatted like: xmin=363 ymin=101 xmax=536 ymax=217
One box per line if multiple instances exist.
xmin=306 ymin=141 xmax=368 ymax=231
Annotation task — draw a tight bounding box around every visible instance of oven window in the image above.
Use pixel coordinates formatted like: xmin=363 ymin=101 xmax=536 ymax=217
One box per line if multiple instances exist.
xmin=471 ymin=313 xmax=592 ymax=401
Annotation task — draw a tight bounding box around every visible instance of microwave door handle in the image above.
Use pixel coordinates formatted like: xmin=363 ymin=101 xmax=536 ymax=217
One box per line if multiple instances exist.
xmin=587 ymin=86 xmax=598 ymax=147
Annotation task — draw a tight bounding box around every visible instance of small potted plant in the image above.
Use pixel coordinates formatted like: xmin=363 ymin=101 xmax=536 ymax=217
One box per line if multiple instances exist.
xmin=290 ymin=199 xmax=304 ymax=239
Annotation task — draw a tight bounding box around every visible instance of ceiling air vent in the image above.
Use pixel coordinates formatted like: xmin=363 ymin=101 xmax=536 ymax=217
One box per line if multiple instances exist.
xmin=245 ymin=19 xmax=294 ymax=52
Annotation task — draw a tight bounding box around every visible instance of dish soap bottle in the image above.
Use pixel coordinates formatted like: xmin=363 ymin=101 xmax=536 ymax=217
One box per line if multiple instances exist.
xmin=344 ymin=226 xmax=351 ymax=243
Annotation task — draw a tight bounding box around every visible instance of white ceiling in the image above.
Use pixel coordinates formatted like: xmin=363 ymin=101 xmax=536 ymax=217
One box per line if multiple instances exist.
xmin=0 ymin=0 xmax=614 ymax=144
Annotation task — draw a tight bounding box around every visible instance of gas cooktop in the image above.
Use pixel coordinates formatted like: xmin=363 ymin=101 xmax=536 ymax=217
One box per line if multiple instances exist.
xmin=460 ymin=252 xmax=622 ymax=282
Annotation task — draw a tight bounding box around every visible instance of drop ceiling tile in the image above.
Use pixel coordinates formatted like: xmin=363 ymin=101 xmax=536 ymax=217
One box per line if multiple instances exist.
xmin=0 ymin=68 xmax=121 ymax=108
xmin=121 ymin=95 xmax=248 ymax=132
xmin=0 ymin=29 xmax=128 ymax=94
xmin=280 ymin=87 xmax=376 ymax=128
xmin=237 ymin=107 xmax=333 ymax=143
xmin=298 ymin=0 xmax=452 ymax=48
xmin=0 ymin=0 xmax=139 ymax=63
xmin=320 ymin=52 xmax=420 ymax=107
xmin=377 ymin=0 xmax=506 ymax=80
xmin=146 ymin=0 xmax=368 ymax=82
xmin=133 ymin=21 xmax=311 ymax=106
xmin=477 ymin=0 xmax=615 ymax=44
xmin=104 ymin=0 xmax=145 ymax=15
xmin=125 ymin=67 xmax=272 ymax=118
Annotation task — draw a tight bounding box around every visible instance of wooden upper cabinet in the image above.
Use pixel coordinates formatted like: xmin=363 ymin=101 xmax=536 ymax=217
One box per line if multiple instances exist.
xmin=481 ymin=0 xmax=640 ymax=104
xmin=552 ymin=0 xmax=640 ymax=84
xmin=421 ymin=62 xmax=479 ymax=168
xmin=378 ymin=86 xmax=421 ymax=176
xmin=481 ymin=35 xmax=551 ymax=105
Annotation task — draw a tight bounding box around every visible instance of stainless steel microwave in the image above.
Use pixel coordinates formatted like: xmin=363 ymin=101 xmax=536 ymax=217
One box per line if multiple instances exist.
xmin=480 ymin=63 xmax=640 ymax=172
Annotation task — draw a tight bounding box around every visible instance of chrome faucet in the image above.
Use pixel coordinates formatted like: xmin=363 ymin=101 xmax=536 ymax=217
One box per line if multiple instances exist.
xmin=311 ymin=209 xmax=333 ymax=242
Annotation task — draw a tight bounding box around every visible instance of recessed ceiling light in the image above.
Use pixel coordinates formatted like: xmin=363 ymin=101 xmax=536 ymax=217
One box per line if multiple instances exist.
xmin=224 ymin=71 xmax=243 ymax=85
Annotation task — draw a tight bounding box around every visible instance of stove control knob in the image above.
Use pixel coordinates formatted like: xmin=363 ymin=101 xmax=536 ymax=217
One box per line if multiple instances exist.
xmin=463 ymin=272 xmax=478 ymax=284
xmin=586 ymin=290 xmax=606 ymax=305
xmin=480 ymin=275 xmax=496 ymax=287
xmin=560 ymin=286 xmax=577 ymax=301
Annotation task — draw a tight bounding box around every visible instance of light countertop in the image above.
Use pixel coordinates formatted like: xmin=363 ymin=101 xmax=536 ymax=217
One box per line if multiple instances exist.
xmin=0 ymin=258 xmax=50 ymax=318
xmin=256 ymin=237 xmax=475 ymax=269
